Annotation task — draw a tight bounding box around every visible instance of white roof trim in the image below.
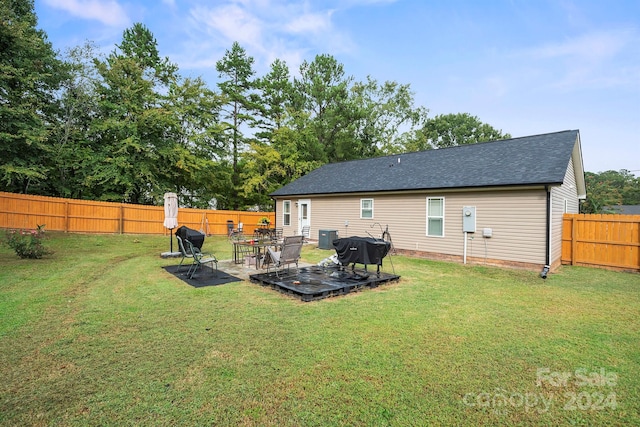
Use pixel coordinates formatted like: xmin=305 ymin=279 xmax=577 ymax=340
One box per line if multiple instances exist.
xmin=572 ymin=133 xmax=587 ymax=199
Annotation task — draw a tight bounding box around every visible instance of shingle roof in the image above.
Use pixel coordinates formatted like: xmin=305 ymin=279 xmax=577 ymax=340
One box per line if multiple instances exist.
xmin=271 ymin=130 xmax=580 ymax=197
xmin=607 ymin=205 xmax=640 ymax=215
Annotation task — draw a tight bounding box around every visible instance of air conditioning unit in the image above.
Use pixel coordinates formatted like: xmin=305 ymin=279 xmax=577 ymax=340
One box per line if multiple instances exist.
xmin=318 ymin=229 xmax=338 ymax=249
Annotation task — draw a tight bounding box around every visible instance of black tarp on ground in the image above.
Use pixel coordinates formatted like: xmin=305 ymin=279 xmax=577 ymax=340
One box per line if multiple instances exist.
xmin=163 ymin=265 xmax=242 ymax=288
xmin=175 ymin=226 xmax=205 ymax=249
xmin=332 ymin=236 xmax=391 ymax=268
xmin=250 ymin=265 xmax=400 ymax=302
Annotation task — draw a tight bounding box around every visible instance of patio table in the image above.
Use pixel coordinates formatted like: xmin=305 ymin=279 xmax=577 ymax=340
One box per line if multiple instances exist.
xmin=234 ymin=240 xmax=281 ymax=269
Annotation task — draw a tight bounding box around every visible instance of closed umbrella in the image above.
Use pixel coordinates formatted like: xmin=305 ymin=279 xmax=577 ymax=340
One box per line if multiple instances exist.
xmin=164 ymin=192 xmax=179 ymax=252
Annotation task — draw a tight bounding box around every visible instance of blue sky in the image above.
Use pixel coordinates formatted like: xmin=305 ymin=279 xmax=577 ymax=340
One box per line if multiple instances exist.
xmin=35 ymin=0 xmax=639 ymax=175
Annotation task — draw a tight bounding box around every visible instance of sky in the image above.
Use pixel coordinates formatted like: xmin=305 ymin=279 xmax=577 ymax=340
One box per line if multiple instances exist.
xmin=34 ymin=0 xmax=640 ymax=175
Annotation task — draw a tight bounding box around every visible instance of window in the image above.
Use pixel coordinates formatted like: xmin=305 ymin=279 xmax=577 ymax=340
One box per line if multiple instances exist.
xmin=361 ymin=199 xmax=373 ymax=219
xmin=283 ymin=200 xmax=291 ymax=226
xmin=427 ymin=197 xmax=444 ymax=237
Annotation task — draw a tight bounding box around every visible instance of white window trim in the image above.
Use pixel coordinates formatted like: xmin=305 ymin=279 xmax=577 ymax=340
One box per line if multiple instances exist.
xmin=360 ymin=198 xmax=374 ymax=219
xmin=426 ymin=197 xmax=445 ymax=237
xmin=282 ymin=200 xmax=291 ymax=226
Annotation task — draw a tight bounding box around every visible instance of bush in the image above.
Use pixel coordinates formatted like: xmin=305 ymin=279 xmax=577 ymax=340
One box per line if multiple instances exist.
xmin=4 ymin=225 xmax=53 ymax=259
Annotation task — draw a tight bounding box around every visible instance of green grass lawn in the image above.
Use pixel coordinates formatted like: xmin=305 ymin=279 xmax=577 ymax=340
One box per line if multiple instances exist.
xmin=0 ymin=232 xmax=638 ymax=426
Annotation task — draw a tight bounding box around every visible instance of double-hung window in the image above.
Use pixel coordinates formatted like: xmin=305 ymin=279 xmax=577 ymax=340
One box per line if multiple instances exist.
xmin=427 ymin=197 xmax=444 ymax=237
xmin=361 ymin=199 xmax=374 ymax=219
xmin=283 ymin=200 xmax=291 ymax=226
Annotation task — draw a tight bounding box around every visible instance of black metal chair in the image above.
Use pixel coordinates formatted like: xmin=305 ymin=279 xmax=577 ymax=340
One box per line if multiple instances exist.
xmin=184 ymin=239 xmax=218 ymax=279
xmin=175 ymin=235 xmax=194 ymax=272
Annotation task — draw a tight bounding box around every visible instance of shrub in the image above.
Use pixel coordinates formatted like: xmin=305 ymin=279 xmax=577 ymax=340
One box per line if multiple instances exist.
xmin=258 ymin=216 xmax=271 ymax=225
xmin=4 ymin=225 xmax=53 ymax=259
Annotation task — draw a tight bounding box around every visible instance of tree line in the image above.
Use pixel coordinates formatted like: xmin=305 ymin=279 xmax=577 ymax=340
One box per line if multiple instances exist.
xmin=582 ymin=170 xmax=640 ymax=213
xmin=1 ymin=1 xmax=636 ymax=212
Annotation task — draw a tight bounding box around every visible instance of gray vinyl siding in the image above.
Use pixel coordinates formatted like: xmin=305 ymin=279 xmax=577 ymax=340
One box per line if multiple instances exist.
xmin=550 ymin=157 xmax=581 ymax=265
xmin=276 ymin=188 xmax=549 ymax=265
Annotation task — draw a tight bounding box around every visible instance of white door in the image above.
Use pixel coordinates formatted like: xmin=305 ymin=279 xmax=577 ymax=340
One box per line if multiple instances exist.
xmin=298 ymin=199 xmax=311 ymax=236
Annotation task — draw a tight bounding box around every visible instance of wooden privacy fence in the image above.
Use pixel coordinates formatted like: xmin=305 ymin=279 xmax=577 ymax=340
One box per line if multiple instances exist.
xmin=562 ymin=213 xmax=640 ymax=272
xmin=0 ymin=192 xmax=275 ymax=236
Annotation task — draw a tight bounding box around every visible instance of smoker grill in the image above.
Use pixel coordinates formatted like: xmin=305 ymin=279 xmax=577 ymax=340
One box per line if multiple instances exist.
xmin=332 ymin=236 xmax=391 ymax=275
xmin=175 ymin=226 xmax=205 ymax=249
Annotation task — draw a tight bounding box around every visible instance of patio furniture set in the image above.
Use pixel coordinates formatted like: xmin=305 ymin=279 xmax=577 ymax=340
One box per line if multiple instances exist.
xmin=231 ymin=231 xmax=304 ymax=276
xmin=174 ymin=225 xmax=303 ymax=280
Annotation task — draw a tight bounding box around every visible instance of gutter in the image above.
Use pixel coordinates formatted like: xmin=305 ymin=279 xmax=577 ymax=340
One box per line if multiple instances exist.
xmin=272 ymin=196 xmax=278 ymax=228
xmin=270 ymin=182 xmax=563 ymax=199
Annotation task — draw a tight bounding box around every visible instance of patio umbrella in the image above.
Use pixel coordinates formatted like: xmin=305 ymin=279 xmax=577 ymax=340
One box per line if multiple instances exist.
xmin=163 ymin=192 xmax=179 ymax=252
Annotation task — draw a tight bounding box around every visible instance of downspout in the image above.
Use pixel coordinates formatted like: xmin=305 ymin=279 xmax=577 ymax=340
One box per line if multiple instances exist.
xmin=273 ymin=197 xmax=278 ymax=228
xmin=540 ymin=186 xmax=551 ymax=279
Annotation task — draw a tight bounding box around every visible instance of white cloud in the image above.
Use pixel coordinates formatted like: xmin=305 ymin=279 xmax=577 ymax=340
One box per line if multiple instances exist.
xmin=513 ymin=28 xmax=640 ymax=91
xmin=179 ymin=0 xmax=355 ymax=75
xmin=189 ymin=4 xmax=263 ymax=49
xmin=43 ymin=0 xmax=129 ymax=26
xmin=530 ymin=29 xmax=635 ymax=63
xmin=285 ymin=11 xmax=334 ymax=34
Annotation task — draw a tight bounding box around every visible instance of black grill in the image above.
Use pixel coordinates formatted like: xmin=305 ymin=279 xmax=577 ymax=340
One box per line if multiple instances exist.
xmin=175 ymin=226 xmax=205 ymax=249
xmin=332 ymin=236 xmax=391 ymax=269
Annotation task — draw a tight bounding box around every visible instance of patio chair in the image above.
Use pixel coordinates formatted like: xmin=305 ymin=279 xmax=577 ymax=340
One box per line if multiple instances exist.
xmin=264 ymin=235 xmax=304 ymax=277
xmin=228 ymin=222 xmax=246 ymax=242
xmin=273 ymin=227 xmax=283 ymax=241
xmin=175 ymin=235 xmax=194 ymax=272
xmin=236 ymin=238 xmax=257 ymax=267
xmin=184 ymin=239 xmax=218 ymax=279
xmin=301 ymin=225 xmax=310 ymax=243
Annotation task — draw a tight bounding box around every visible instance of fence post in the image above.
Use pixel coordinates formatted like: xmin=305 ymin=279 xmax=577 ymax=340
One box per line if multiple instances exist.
xmin=120 ymin=205 xmax=124 ymax=234
xmin=64 ymin=200 xmax=69 ymax=233
xmin=571 ymin=216 xmax=577 ymax=265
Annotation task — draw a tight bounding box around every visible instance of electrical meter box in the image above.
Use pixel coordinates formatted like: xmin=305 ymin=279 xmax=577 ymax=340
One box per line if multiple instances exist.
xmin=462 ymin=206 xmax=476 ymax=233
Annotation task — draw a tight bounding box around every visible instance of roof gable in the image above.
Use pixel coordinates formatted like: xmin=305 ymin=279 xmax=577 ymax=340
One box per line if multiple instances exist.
xmin=271 ymin=130 xmax=581 ymax=197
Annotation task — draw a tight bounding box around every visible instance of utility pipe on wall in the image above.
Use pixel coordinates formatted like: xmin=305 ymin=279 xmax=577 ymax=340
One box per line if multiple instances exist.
xmin=464 ymin=231 xmax=468 ymax=264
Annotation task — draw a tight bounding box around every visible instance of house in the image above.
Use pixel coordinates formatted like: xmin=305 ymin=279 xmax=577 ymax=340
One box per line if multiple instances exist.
xmin=605 ymin=205 xmax=640 ymax=215
xmin=270 ymin=130 xmax=586 ymax=272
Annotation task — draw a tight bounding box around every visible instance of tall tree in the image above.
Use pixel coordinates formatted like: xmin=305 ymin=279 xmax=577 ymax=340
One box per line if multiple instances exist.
xmin=0 ymin=0 xmax=66 ymax=193
xmin=350 ymin=76 xmax=428 ymax=156
xmin=46 ymin=41 xmax=101 ymax=198
xmin=254 ymin=58 xmax=292 ymax=142
xmin=294 ymin=54 xmax=354 ymax=163
xmin=405 ymin=112 xmax=511 ymax=151
xmin=241 ymin=116 xmax=323 ymax=210
xmin=216 ymin=42 xmax=257 ymax=210
xmin=89 ymin=23 xmax=179 ymax=204
xmin=167 ymin=76 xmax=225 ymax=208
